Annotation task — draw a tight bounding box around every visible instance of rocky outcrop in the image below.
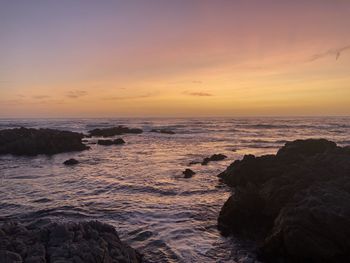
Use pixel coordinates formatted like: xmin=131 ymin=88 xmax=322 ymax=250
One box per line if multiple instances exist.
xmin=202 ymin=154 xmax=227 ymax=165
xmin=0 ymin=220 xmax=142 ymax=263
xmin=150 ymin=129 xmax=175 ymax=135
xmin=63 ymin=158 xmax=79 ymax=165
xmin=97 ymin=138 xmax=125 ymax=146
xmin=89 ymin=126 xmax=142 ymax=137
xmin=183 ymin=169 xmax=196 ymax=178
xmin=0 ymin=127 xmax=89 ymax=156
xmin=217 ymin=139 xmax=350 ymax=262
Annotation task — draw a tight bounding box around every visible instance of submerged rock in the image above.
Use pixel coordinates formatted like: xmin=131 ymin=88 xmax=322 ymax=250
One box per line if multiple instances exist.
xmin=97 ymin=138 xmax=125 ymax=146
xmin=0 ymin=127 xmax=89 ymax=156
xmin=218 ymin=139 xmax=350 ymax=262
xmin=202 ymin=154 xmax=227 ymax=165
xmin=150 ymin=129 xmax=175 ymax=135
xmin=89 ymin=126 xmax=143 ymax=137
xmin=63 ymin=158 xmax=79 ymax=165
xmin=183 ymin=168 xmax=196 ymax=178
xmin=0 ymin=220 xmax=142 ymax=263
xmin=188 ymin=161 xmax=201 ymax=166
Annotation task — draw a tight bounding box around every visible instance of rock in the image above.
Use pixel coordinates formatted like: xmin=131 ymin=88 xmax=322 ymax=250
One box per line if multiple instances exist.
xmin=97 ymin=138 xmax=125 ymax=146
xmin=202 ymin=154 xmax=227 ymax=165
xmin=150 ymin=129 xmax=175 ymax=134
xmin=217 ymin=139 xmax=350 ymax=262
xmin=261 ymin=179 xmax=350 ymax=263
xmin=0 ymin=220 xmax=142 ymax=263
xmin=89 ymin=126 xmax=142 ymax=137
xmin=0 ymin=127 xmax=89 ymax=156
xmin=183 ymin=169 xmax=196 ymax=178
xmin=63 ymin=158 xmax=79 ymax=165
xmin=0 ymin=250 xmax=22 ymax=263
xmin=188 ymin=161 xmax=201 ymax=166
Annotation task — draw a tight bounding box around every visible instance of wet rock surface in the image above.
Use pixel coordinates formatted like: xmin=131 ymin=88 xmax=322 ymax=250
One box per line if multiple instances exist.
xmin=89 ymin=126 xmax=142 ymax=137
xmin=183 ymin=169 xmax=196 ymax=178
xmin=202 ymin=154 xmax=227 ymax=165
xmin=218 ymin=139 xmax=350 ymax=262
xmin=0 ymin=220 xmax=142 ymax=263
xmin=0 ymin=127 xmax=89 ymax=156
xmin=97 ymin=138 xmax=126 ymax=146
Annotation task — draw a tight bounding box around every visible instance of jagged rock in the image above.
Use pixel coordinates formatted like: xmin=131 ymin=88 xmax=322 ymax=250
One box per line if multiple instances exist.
xmin=150 ymin=129 xmax=175 ymax=135
xmin=89 ymin=126 xmax=142 ymax=137
xmin=97 ymin=138 xmax=125 ymax=146
xmin=0 ymin=220 xmax=142 ymax=263
xmin=63 ymin=158 xmax=79 ymax=165
xmin=202 ymin=154 xmax=227 ymax=165
xmin=0 ymin=127 xmax=89 ymax=156
xmin=183 ymin=169 xmax=196 ymax=178
xmin=217 ymin=139 xmax=350 ymax=262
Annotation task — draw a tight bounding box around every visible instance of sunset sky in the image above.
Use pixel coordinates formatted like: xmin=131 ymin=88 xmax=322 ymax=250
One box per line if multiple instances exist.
xmin=1 ymin=0 xmax=350 ymax=117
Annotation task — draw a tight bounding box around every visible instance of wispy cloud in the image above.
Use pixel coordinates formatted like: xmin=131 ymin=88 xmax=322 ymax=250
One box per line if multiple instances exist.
xmin=66 ymin=90 xmax=88 ymax=99
xmin=33 ymin=95 xmax=50 ymax=99
xmin=102 ymin=93 xmax=155 ymax=101
xmin=307 ymin=45 xmax=350 ymax=62
xmin=183 ymin=91 xmax=213 ymax=97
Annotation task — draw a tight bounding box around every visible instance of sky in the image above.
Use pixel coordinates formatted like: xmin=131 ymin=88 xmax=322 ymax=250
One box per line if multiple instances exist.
xmin=1 ymin=0 xmax=350 ymax=117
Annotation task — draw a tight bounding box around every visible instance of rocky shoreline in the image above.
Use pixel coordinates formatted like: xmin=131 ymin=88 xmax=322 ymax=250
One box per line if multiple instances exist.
xmin=0 ymin=127 xmax=89 ymax=156
xmin=0 ymin=220 xmax=142 ymax=263
xmin=218 ymin=139 xmax=350 ymax=262
xmin=1 ymin=125 xmax=349 ymax=262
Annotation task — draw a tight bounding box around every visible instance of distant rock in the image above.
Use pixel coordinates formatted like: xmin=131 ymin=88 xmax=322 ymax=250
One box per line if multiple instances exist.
xmin=202 ymin=154 xmax=227 ymax=165
xmin=188 ymin=161 xmax=201 ymax=166
xmin=150 ymin=129 xmax=175 ymax=134
xmin=218 ymin=139 xmax=350 ymax=262
xmin=63 ymin=158 xmax=79 ymax=165
xmin=0 ymin=127 xmax=89 ymax=156
xmin=0 ymin=220 xmax=142 ymax=263
xmin=97 ymin=138 xmax=125 ymax=146
xmin=89 ymin=126 xmax=143 ymax=137
xmin=183 ymin=168 xmax=196 ymax=178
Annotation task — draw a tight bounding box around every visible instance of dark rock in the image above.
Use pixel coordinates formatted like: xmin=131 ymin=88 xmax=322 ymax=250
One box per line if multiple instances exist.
xmin=183 ymin=169 xmax=196 ymax=178
xmin=188 ymin=161 xmax=201 ymax=166
xmin=97 ymin=138 xmax=125 ymax=146
xmin=0 ymin=127 xmax=89 ymax=156
xmin=218 ymin=139 xmax=350 ymax=262
xmin=202 ymin=154 xmax=227 ymax=165
xmin=150 ymin=129 xmax=175 ymax=134
xmin=261 ymin=179 xmax=350 ymax=263
xmin=89 ymin=126 xmax=142 ymax=137
xmin=0 ymin=220 xmax=142 ymax=263
xmin=0 ymin=250 xmax=22 ymax=262
xmin=63 ymin=158 xmax=79 ymax=165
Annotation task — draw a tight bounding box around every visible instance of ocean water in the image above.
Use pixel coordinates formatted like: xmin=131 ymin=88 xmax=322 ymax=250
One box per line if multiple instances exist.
xmin=1 ymin=117 xmax=350 ymax=262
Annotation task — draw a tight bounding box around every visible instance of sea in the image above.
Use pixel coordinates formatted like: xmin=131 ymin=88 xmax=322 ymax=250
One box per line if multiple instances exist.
xmin=1 ymin=117 xmax=350 ymax=262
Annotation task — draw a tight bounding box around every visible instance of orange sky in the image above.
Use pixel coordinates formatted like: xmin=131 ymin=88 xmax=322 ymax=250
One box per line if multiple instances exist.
xmin=1 ymin=1 xmax=350 ymax=117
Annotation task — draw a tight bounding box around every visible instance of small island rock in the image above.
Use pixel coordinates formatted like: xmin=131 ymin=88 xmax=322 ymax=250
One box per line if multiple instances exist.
xmin=89 ymin=126 xmax=142 ymax=137
xmin=0 ymin=127 xmax=89 ymax=156
xmin=97 ymin=138 xmax=125 ymax=146
xmin=183 ymin=169 xmax=196 ymax=178
xmin=63 ymin=158 xmax=79 ymax=165
xmin=202 ymin=154 xmax=227 ymax=165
